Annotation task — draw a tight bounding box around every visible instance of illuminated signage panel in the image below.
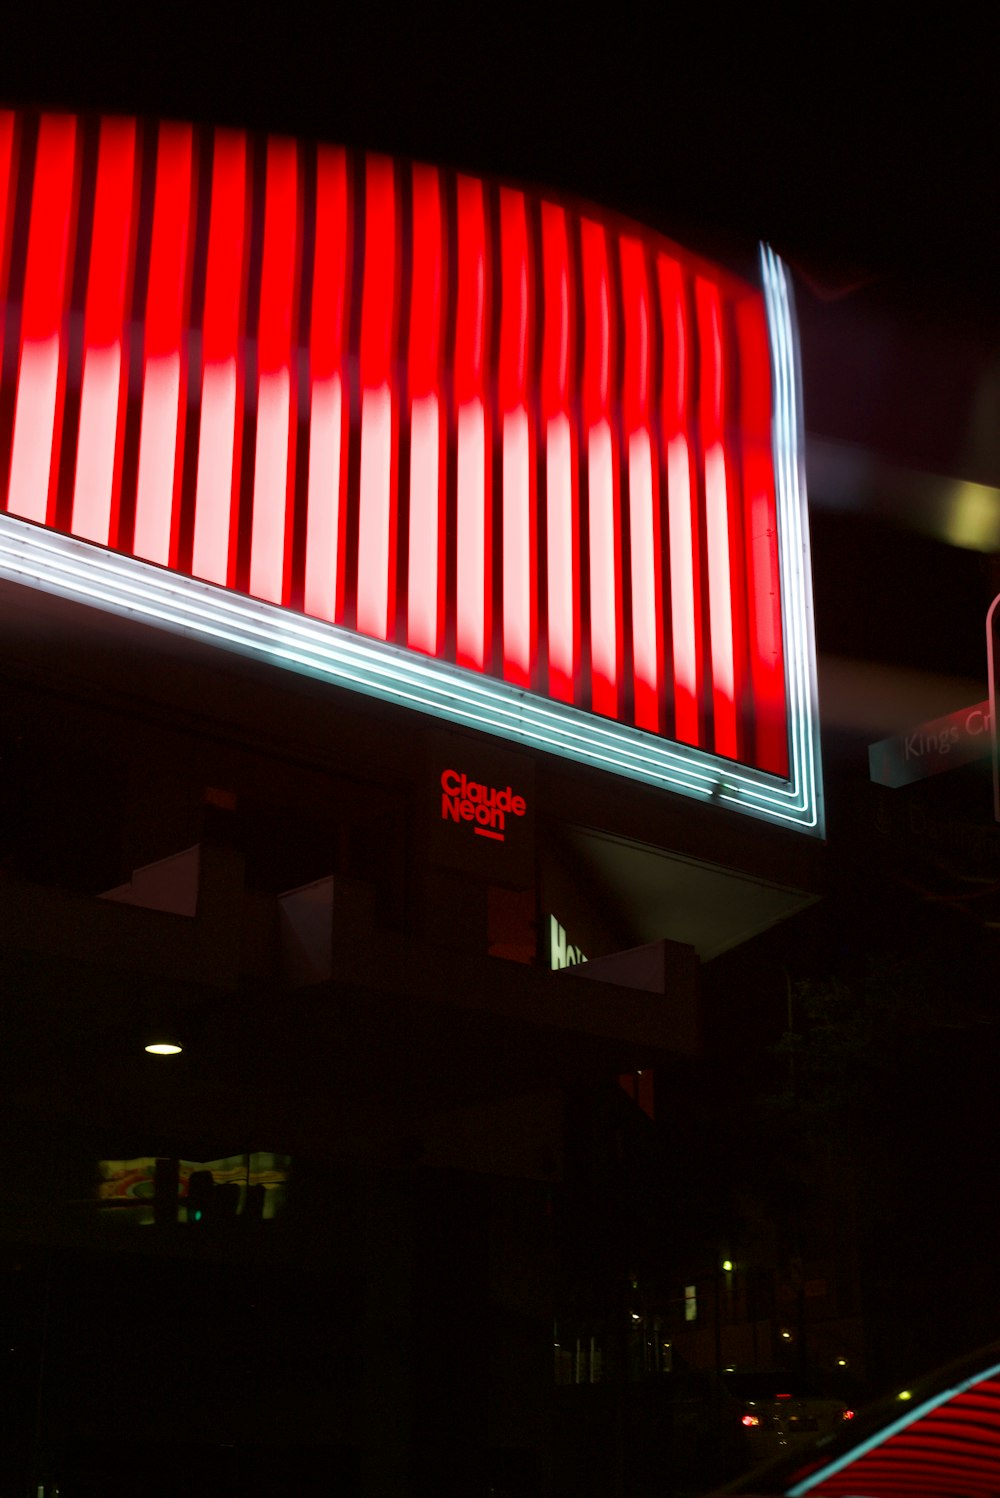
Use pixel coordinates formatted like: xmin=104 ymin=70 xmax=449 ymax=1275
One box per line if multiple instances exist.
xmin=0 ymin=110 xmax=821 ymax=833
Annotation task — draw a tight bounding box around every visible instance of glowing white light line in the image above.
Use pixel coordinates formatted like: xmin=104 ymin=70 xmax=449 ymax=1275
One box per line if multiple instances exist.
xmin=0 ymin=251 xmax=821 ymax=834
xmin=0 ymin=517 xmax=751 ymax=794
xmin=787 ymin=1359 xmax=1000 ymax=1496
xmin=0 ymin=504 xmax=817 ymax=830
xmin=761 ymin=243 xmax=822 ymax=830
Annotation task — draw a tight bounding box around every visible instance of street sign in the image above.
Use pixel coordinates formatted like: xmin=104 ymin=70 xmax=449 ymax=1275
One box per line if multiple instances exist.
xmin=868 ymin=701 xmax=992 ymax=788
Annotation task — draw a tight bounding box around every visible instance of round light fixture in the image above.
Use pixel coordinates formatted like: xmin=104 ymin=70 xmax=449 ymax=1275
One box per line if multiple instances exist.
xmin=144 ymin=1038 xmax=182 ymax=1055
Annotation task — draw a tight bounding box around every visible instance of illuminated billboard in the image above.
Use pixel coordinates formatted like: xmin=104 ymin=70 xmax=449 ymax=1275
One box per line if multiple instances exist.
xmin=0 ymin=110 xmax=821 ymax=832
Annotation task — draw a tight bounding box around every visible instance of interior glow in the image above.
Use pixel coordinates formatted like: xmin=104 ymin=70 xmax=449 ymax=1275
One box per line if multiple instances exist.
xmin=944 ymin=478 xmax=1000 ymax=551
xmin=133 ymin=353 xmax=182 ymax=563
xmin=500 ymin=188 xmax=534 ymax=687
xmin=456 ymin=399 xmax=489 ymax=670
xmin=250 ymin=367 xmax=292 ymax=602
xmin=582 ymin=219 xmax=620 ymax=720
xmin=0 ymin=113 xmax=13 ymax=335
xmin=133 ymin=122 xmax=193 ymax=566
xmin=192 ymin=128 xmax=246 ymax=586
xmin=356 ymin=154 xmax=397 ymax=640
xmin=546 ymin=413 xmax=576 ymax=703
xmin=628 ymin=428 xmax=661 ymax=732
xmin=541 ymin=202 xmax=577 ymax=704
xmin=73 ymin=345 xmax=123 ymax=544
xmin=455 ymin=175 xmax=490 ymax=671
xmin=357 ymin=384 xmax=395 ymax=638
xmin=71 ymin=116 xmax=136 ymax=545
xmin=145 ymin=1042 xmax=182 ymax=1055
xmin=8 ymin=336 xmax=62 ymax=525
xmin=697 ymin=279 xmax=738 ymax=760
xmin=6 ymin=114 xmax=76 ymax=526
xmin=407 ymin=163 xmax=444 ymax=656
xmin=659 ymin=254 xmax=702 ymax=748
xmin=502 ymin=408 xmax=533 ymax=685
xmin=736 ymin=292 xmax=787 ymax=775
xmin=408 ymin=394 xmax=442 ymax=654
xmin=588 ymin=420 xmax=619 ymax=717
xmin=622 ymin=236 xmax=661 ymax=733
xmin=304 ymin=145 xmax=349 ymax=624
xmin=193 ymin=359 xmax=238 ymax=583
xmin=249 ymin=138 xmax=298 ymax=604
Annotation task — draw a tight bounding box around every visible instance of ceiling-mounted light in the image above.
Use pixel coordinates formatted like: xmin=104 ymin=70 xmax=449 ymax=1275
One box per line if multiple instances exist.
xmin=144 ymin=1031 xmax=182 ymax=1055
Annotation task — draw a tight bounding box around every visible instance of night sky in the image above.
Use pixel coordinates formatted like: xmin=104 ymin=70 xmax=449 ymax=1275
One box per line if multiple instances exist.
xmin=1 ymin=14 xmax=996 ymax=316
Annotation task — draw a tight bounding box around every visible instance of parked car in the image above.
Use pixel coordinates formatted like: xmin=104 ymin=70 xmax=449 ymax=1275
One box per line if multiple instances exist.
xmin=720 ymin=1370 xmax=856 ymax=1465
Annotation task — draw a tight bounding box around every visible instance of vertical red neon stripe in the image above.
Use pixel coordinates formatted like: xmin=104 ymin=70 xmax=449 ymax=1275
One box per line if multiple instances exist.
xmin=498 ymin=188 xmax=535 ymax=687
xmin=540 ymin=202 xmax=577 ymax=704
xmin=249 ymin=137 xmax=298 ymax=604
xmin=406 ymin=161 xmax=444 ymax=656
xmin=454 ymin=174 xmax=490 ymax=671
xmin=657 ymin=254 xmax=702 ymax=748
xmin=0 ymin=111 xmax=16 ymax=393
xmin=356 ymin=153 xmax=397 ymax=641
xmin=695 ymin=277 xmax=738 ymax=760
xmin=6 ymin=114 xmax=77 ymax=524
xmin=620 ymin=236 xmax=662 ymax=733
xmin=191 ymin=129 xmax=246 ymax=586
xmin=70 ymin=117 xmax=136 ymax=545
xmin=133 ymin=122 xmax=193 ymax=565
xmin=736 ymin=293 xmax=787 ymax=776
xmin=580 ymin=218 xmax=620 ymax=719
xmin=304 ymin=144 xmax=349 ymax=624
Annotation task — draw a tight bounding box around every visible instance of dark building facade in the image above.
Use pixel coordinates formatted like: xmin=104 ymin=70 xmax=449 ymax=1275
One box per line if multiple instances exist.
xmin=0 ymin=107 xmax=824 ymax=1497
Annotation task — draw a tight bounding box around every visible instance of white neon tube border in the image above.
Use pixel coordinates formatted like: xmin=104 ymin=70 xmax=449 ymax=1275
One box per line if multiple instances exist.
xmin=0 ymin=248 xmax=822 ymax=835
xmin=786 ymin=1357 xmax=1000 ymax=1496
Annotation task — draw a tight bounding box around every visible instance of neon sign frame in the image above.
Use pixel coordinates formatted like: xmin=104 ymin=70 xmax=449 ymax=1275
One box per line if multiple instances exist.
xmin=0 ymin=112 xmax=821 ymax=834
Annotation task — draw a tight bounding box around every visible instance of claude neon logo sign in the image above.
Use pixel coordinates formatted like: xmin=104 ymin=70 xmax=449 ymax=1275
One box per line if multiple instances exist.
xmin=0 ymin=110 xmax=822 ymax=833
xmin=440 ymin=769 xmax=527 ymax=843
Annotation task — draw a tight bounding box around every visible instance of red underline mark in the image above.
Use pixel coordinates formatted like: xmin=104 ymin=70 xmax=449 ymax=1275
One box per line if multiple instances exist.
xmin=474 ymin=827 xmax=505 ymax=841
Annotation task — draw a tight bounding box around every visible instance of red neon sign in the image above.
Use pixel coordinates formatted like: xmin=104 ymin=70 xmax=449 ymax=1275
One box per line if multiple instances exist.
xmin=0 ymin=109 xmax=789 ymax=778
xmin=440 ymin=769 xmax=528 ymax=843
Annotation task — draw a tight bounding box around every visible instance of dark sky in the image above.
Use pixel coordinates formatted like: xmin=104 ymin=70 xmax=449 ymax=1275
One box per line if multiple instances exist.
xmin=1 ymin=13 xmax=996 ymax=317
